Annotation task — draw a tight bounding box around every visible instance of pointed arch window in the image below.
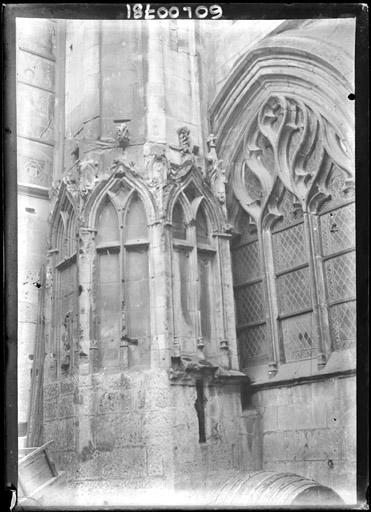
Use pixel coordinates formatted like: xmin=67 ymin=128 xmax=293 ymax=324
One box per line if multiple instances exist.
xmin=95 ymin=192 xmax=150 ymax=370
xmin=124 ymin=194 xmax=151 ymax=367
xmin=96 ymin=198 xmax=121 ymax=368
xmin=171 ymin=195 xmax=219 ymax=359
xmin=231 ymin=171 xmax=355 ymax=375
xmin=172 ymin=201 xmax=187 ymax=240
xmin=226 ymin=93 xmax=355 ymax=375
xmin=53 ymin=201 xmax=78 ymax=377
xmin=171 ymin=199 xmax=194 ymax=354
xmin=195 ymin=203 xmax=217 ymax=351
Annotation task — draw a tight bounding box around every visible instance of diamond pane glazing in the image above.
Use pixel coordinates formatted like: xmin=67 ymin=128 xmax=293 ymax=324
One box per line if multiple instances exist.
xmin=281 ymin=312 xmax=316 ymax=361
xmin=277 ymin=267 xmax=312 ymax=315
xmin=239 ymin=324 xmax=269 ymax=366
xmin=232 ymin=241 xmax=261 ymax=284
xmin=329 ymin=301 xmax=356 ymax=350
xmin=235 ymin=281 xmax=265 ymax=325
xmin=324 ymin=251 xmax=356 ymax=302
xmin=272 ymin=223 xmax=306 ymax=273
xmin=320 ymin=203 xmax=355 ymax=256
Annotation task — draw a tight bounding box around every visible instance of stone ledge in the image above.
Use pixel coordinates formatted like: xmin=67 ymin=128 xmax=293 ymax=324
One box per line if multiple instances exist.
xmin=248 ymin=350 xmax=356 ymax=390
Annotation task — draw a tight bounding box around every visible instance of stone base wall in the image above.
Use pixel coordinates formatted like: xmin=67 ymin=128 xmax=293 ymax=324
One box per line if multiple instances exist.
xmin=43 ymin=370 xmax=248 ymax=491
xmin=251 ymin=374 xmax=356 ymax=503
xmin=170 ymin=381 xmax=251 ymax=488
xmin=43 ymin=370 xmax=356 ymax=502
xmin=43 ymin=377 xmax=77 ymax=470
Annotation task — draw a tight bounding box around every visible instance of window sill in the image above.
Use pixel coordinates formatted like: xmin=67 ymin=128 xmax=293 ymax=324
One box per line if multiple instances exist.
xmin=246 ymin=349 xmax=356 ymax=389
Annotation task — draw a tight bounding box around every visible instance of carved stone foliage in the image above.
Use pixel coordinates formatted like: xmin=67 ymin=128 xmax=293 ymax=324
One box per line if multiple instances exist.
xmin=51 ymin=127 xmax=231 ymax=239
xmin=231 ymin=94 xmax=354 ymax=223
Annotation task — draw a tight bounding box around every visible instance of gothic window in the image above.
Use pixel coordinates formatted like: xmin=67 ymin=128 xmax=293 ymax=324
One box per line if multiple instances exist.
xmin=171 ymin=196 xmax=218 ymax=358
xmin=270 ymin=190 xmax=316 ymax=362
xmin=224 ymin=91 xmax=355 ymax=374
xmin=54 ymin=201 xmax=78 ymax=376
xmin=196 ymin=203 xmax=216 ymax=351
xmin=95 ymin=199 xmax=121 ymax=368
xmin=231 ymin=209 xmax=269 ymax=368
xmin=171 ymin=199 xmax=194 ymax=354
xmin=124 ymin=194 xmax=150 ymax=367
xmin=317 ymin=166 xmax=356 ymax=351
xmin=95 ymin=193 xmax=150 ymax=369
xmin=172 ymin=201 xmax=187 ymax=240
xmin=232 ymin=173 xmax=355 ymax=373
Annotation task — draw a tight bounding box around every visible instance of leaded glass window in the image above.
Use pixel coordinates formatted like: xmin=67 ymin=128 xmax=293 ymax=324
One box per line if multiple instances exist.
xmin=318 ymin=166 xmax=356 ymax=351
xmin=271 ymin=190 xmax=317 ymax=362
xmin=231 ymin=209 xmax=268 ymax=368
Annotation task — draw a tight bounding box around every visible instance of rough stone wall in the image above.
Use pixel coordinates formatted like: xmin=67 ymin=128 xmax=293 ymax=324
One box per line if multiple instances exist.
xmin=44 ymin=370 xmax=249 ymax=492
xmin=251 ymin=375 xmax=356 ymax=503
xmin=171 ymin=381 xmax=246 ymax=488
xmin=17 ymin=18 xmax=57 ymax=442
xmin=43 ymin=377 xmax=77 ymax=471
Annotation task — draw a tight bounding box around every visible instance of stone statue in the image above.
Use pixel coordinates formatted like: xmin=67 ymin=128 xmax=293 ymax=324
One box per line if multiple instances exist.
xmin=115 ymin=122 xmax=130 ymax=149
xmin=207 ymin=133 xmax=227 ymax=213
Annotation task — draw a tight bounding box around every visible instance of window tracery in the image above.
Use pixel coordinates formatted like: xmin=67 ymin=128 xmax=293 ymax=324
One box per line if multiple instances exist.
xmin=229 ymin=93 xmax=355 ymax=375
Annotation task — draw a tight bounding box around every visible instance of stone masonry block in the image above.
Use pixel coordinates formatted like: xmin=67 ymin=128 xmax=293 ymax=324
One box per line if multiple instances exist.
xmin=61 ymin=378 xmax=76 ymax=395
xmin=261 ymin=405 xmax=278 ymax=432
xmin=100 ymin=447 xmax=147 ymax=479
xmin=146 ymin=445 xmax=165 ymax=476
xmin=294 ymin=404 xmax=313 ymax=430
xmin=310 ymin=399 xmax=328 ymax=429
xmin=58 ymin=395 xmax=75 ymax=418
xmin=290 ymin=383 xmax=312 ymax=404
xmin=44 ymin=382 xmax=60 ymax=401
xmin=262 ymin=432 xmax=283 ymax=462
xmin=277 ymin=404 xmax=297 ymax=431
xmin=44 ymin=400 xmax=58 ymax=421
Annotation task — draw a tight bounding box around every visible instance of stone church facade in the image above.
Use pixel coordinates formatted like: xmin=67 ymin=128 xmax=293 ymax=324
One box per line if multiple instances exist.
xmin=17 ymin=17 xmax=356 ymax=502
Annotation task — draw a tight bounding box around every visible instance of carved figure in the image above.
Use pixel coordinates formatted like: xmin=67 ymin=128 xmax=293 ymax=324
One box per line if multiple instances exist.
xmin=115 ymin=122 xmax=130 ymax=149
xmin=61 ymin=311 xmax=72 ymax=373
xmin=177 ymin=126 xmax=191 ymax=156
xmin=206 ymin=133 xmax=227 ymax=212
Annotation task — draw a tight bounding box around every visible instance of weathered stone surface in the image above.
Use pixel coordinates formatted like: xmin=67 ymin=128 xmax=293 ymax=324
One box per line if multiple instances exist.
xmin=257 ymin=375 xmax=356 ymax=500
xmin=16 ymin=16 xmax=356 ymax=506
